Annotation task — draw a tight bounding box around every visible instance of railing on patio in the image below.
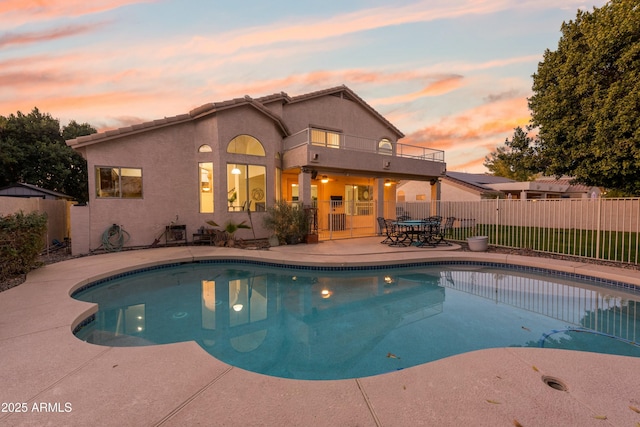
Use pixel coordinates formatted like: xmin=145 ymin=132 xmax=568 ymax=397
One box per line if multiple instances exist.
xmin=391 ymin=198 xmax=640 ymax=265
xmin=283 ymin=128 xmax=445 ymax=162
xmin=315 ymin=200 xmax=376 ymax=240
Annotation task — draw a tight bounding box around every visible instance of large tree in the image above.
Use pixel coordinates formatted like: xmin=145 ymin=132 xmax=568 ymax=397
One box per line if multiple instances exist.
xmin=528 ymin=0 xmax=640 ymax=195
xmin=484 ymin=126 xmax=540 ymax=181
xmin=0 ymin=108 xmax=95 ymax=203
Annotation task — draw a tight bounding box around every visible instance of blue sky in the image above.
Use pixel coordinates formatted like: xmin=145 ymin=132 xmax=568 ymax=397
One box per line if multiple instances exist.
xmin=0 ymin=0 xmax=607 ymax=172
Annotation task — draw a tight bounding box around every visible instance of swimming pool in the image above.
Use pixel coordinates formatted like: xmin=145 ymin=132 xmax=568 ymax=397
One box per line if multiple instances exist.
xmin=72 ymin=261 xmax=640 ymax=380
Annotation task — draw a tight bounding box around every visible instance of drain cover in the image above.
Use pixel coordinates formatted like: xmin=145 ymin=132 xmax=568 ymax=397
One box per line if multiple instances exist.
xmin=542 ymin=376 xmax=568 ymax=391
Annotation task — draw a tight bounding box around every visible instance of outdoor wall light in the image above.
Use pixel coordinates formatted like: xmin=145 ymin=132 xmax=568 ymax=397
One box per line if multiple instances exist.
xmin=321 ymin=289 xmax=332 ymax=298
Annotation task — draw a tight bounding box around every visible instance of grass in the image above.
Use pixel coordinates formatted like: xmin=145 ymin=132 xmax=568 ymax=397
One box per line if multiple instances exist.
xmin=450 ymin=225 xmax=639 ymax=264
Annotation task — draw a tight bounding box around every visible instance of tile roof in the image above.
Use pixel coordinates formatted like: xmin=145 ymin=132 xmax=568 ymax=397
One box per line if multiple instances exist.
xmin=66 ymin=85 xmax=401 ymax=148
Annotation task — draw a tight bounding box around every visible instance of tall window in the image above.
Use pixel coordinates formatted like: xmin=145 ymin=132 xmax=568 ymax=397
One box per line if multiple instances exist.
xmin=311 ymin=129 xmax=341 ymax=148
xmin=199 ymin=162 xmax=214 ymax=213
xmin=95 ymin=167 xmax=142 ymax=198
xmin=227 ymin=164 xmax=266 ymax=212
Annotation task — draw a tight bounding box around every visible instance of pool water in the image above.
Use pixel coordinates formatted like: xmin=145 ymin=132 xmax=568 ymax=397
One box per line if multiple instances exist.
xmin=73 ymin=262 xmax=640 ymax=380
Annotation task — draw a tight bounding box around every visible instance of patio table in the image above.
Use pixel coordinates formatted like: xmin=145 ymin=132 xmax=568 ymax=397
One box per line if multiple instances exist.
xmin=394 ymin=219 xmax=440 ymax=247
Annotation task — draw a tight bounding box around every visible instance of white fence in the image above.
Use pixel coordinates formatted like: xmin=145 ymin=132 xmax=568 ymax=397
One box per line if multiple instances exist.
xmin=393 ymin=198 xmax=640 ymax=265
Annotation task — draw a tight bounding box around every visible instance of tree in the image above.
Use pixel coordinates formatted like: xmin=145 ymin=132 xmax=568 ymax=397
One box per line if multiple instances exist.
xmin=528 ymin=0 xmax=640 ymax=195
xmin=0 ymin=109 xmax=95 ymax=203
xmin=484 ymin=126 xmax=540 ymax=181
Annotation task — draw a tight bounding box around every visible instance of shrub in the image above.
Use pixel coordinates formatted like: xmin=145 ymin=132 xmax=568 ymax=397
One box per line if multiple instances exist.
xmin=262 ymin=201 xmax=309 ymax=244
xmin=0 ymin=211 xmax=48 ymax=277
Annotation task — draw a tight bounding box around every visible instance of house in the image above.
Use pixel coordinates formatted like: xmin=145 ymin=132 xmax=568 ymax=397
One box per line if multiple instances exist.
xmin=66 ymin=85 xmax=446 ymax=254
xmin=397 ymin=172 xmax=602 ymax=202
xmin=438 ymin=172 xmax=515 ymax=201
xmin=0 ymin=182 xmax=75 ymax=200
xmin=488 ymin=176 xmax=602 ymax=200
xmin=0 ymin=183 xmax=75 ymax=246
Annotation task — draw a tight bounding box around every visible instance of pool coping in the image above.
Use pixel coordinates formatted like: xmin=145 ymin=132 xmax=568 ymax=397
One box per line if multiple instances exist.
xmin=2 ymin=238 xmax=640 ymax=426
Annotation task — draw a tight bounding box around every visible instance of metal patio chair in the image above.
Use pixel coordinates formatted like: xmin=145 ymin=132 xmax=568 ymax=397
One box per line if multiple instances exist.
xmin=431 ymin=216 xmax=455 ymax=246
xmin=377 ymin=217 xmax=394 ymax=244
xmin=385 ymin=219 xmax=410 ymax=247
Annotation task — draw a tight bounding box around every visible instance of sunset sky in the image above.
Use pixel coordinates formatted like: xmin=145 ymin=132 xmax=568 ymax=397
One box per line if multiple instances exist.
xmin=1 ymin=0 xmax=607 ymax=172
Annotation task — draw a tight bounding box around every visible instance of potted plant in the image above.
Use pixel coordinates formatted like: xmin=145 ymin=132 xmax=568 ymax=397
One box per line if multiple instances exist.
xmin=227 ymin=191 xmax=237 ymax=208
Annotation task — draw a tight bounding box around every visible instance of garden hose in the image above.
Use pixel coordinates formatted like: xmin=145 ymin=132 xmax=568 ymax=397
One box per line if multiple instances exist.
xmin=101 ymin=224 xmax=130 ymax=252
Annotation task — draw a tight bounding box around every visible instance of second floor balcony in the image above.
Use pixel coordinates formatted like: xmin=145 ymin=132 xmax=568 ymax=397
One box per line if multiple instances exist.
xmin=282 ymin=128 xmax=446 ymax=179
xmin=283 ymin=128 xmax=445 ymax=162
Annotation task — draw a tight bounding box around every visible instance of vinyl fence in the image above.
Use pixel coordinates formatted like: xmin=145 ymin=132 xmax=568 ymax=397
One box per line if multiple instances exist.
xmin=394 ymin=198 xmax=640 ymax=265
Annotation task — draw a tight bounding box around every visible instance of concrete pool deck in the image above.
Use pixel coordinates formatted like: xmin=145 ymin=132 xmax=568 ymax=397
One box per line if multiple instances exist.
xmin=1 ymin=237 xmax=640 ymax=426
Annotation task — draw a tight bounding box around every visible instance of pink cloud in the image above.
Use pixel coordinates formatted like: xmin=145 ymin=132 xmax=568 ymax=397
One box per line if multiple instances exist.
xmin=0 ymin=23 xmax=106 ymax=48
xmin=376 ymin=75 xmax=465 ymax=105
xmin=164 ymin=1 xmax=515 ymax=58
xmin=402 ymin=96 xmax=532 ymax=172
xmin=0 ymin=0 xmax=156 ymax=27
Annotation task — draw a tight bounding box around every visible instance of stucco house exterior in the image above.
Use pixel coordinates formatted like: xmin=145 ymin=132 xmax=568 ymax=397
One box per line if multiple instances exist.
xmin=66 ymin=86 xmax=446 ymax=254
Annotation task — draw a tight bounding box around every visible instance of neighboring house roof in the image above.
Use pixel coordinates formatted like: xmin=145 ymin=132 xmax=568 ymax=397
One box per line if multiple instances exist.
xmin=0 ymin=183 xmax=74 ymax=200
xmin=66 ymin=85 xmax=402 ymax=148
xmin=444 ymin=172 xmax=600 ymax=198
xmin=443 ymin=172 xmax=512 ymax=197
xmin=533 ymin=177 xmax=597 ymax=194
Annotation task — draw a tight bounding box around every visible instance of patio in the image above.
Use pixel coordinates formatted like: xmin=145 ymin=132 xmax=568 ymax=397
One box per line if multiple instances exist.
xmin=1 ymin=238 xmax=640 ymax=426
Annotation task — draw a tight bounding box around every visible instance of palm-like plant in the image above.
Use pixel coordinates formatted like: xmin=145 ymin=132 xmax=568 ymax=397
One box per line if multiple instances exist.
xmin=206 ymin=220 xmax=251 ymax=246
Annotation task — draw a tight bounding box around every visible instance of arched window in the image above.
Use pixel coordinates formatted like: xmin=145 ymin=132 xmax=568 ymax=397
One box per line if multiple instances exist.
xmin=198 ymin=144 xmax=213 ymax=152
xmin=226 ymin=135 xmax=266 ymax=212
xmin=227 ymin=135 xmax=265 ymax=156
xmin=378 ymin=138 xmax=392 ymax=155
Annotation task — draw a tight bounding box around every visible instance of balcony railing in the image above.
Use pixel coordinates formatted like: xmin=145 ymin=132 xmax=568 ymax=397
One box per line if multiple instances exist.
xmin=283 ymin=128 xmax=445 ymax=163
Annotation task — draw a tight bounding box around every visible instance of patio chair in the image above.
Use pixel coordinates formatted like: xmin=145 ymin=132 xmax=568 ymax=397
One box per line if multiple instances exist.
xmin=431 ymin=216 xmax=455 ymax=245
xmin=415 ymin=216 xmax=442 ymax=247
xmin=377 ymin=217 xmax=393 ymax=244
xmin=384 ymin=219 xmax=410 ymax=247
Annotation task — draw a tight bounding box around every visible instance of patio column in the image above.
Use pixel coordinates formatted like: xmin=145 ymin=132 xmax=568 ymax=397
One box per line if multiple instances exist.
xmin=298 ymin=170 xmax=312 ymax=206
xmin=376 ymin=178 xmax=385 ymax=221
